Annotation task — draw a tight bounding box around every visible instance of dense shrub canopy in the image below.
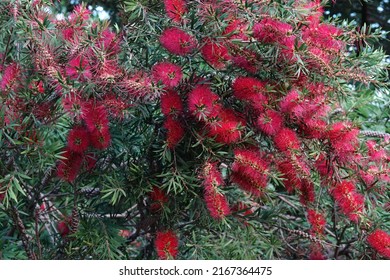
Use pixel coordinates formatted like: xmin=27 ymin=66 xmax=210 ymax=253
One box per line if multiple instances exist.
xmin=0 ymin=0 xmax=389 ymax=260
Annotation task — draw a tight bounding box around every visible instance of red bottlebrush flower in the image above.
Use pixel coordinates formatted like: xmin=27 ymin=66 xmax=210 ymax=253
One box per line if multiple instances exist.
xmin=164 ymin=116 xmax=184 ymax=149
xmin=97 ymin=29 xmax=121 ymax=56
xmin=201 ymin=39 xmax=231 ymax=69
xmin=68 ymin=4 xmax=91 ymax=24
xmin=303 ymin=23 xmax=344 ymax=52
xmin=366 ymin=140 xmax=388 ymax=162
xmin=326 ymin=122 xmax=359 ymax=162
xmin=121 ymin=71 xmax=154 ymax=99
xmin=309 ymin=243 xmax=326 ymax=260
xmin=82 ymin=102 xmax=109 ymax=133
xmin=89 ymin=127 xmax=111 ymax=150
xmin=202 ymin=162 xmax=225 ymax=194
xmin=57 ymin=149 xmax=83 ymax=182
xmin=231 ymin=149 xmax=269 ymax=197
xmin=149 ymin=186 xmax=169 ymax=213
xmin=302 ymin=119 xmax=327 ymax=139
xmin=277 ymin=156 xmax=310 ymax=193
xmin=280 ymin=89 xmax=300 ymax=115
xmin=315 ymin=154 xmax=334 ymax=179
xmin=155 ymin=230 xmax=179 ymax=260
xmin=332 ymin=181 xmax=364 ymax=223
xmin=164 ymin=0 xmax=187 ymax=23
xmin=299 ymin=179 xmax=315 ymax=206
xmin=223 ymin=19 xmax=249 ymax=41
xmin=57 ymin=220 xmax=70 ymax=238
xmin=103 ymin=94 xmax=129 ymax=119
xmin=188 ymin=85 xmax=221 ymax=120
xmin=231 ymin=51 xmax=259 ymax=74
xmin=253 ymin=18 xmax=292 ymax=44
xmin=0 ymin=62 xmax=20 ymax=92
xmin=65 ymin=56 xmax=92 ymax=81
xmin=160 ymin=90 xmax=183 ymax=116
xmin=273 ymin=128 xmax=301 ymax=152
xmin=367 ymin=229 xmax=390 ymax=259
xmin=62 ymin=28 xmax=75 ymax=41
xmin=307 ymin=209 xmax=326 ymax=235
xmin=160 ymin=27 xmax=197 ymax=56
xmin=204 ymin=192 xmax=231 ymax=220
xmin=29 ymin=80 xmax=45 ymax=94
xmin=256 ymin=110 xmax=283 ymax=136
xmin=152 ymin=62 xmax=182 ymax=88
xmin=67 ymin=126 xmax=90 ymax=154
xmin=207 ymin=109 xmax=243 ymax=144
xmin=232 ymin=76 xmax=268 ymax=111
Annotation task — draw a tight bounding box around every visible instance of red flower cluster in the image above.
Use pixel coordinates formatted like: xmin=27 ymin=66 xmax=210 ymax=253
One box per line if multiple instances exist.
xmin=163 ymin=116 xmax=185 ymax=149
xmin=256 ymin=110 xmax=283 ymax=136
xmin=188 ymin=85 xmax=243 ymax=144
xmin=160 ymin=90 xmax=184 ymax=149
xmin=253 ymin=18 xmax=292 ymax=44
xmin=326 ymin=122 xmax=359 ymax=162
xmin=152 ymin=62 xmax=183 ymax=88
xmin=149 ymin=186 xmax=169 ymax=213
xmin=65 ymin=55 xmax=92 ymax=81
xmin=231 ymin=149 xmax=269 ymax=196
xmin=82 ymin=102 xmax=111 ymax=150
xmin=367 ymin=229 xmax=390 ymax=259
xmin=161 ymin=90 xmax=183 ymax=116
xmin=202 ymin=162 xmax=230 ymax=220
xmin=155 ymin=230 xmax=179 ymax=259
xmin=164 ymin=0 xmax=187 ymax=23
xmin=277 ymin=157 xmax=314 ymax=205
xmin=188 ymin=85 xmax=220 ymax=121
xmin=273 ymin=128 xmax=301 ymax=153
xmin=232 ymin=76 xmax=268 ymax=111
xmin=0 ymin=62 xmax=20 ymax=93
xmin=201 ymin=39 xmax=231 ymax=69
xmin=160 ymin=27 xmax=197 ymax=56
xmin=331 ymin=181 xmax=364 ymax=223
xmin=57 ymin=149 xmax=84 ymax=183
xmin=307 ymin=209 xmax=326 ymax=235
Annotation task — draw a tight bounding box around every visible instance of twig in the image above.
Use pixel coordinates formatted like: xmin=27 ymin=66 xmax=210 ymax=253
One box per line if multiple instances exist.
xmin=10 ymin=206 xmax=37 ymax=260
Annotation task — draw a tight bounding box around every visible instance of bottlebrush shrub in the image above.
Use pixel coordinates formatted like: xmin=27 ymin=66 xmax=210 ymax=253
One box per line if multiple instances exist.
xmin=0 ymin=0 xmax=389 ymax=260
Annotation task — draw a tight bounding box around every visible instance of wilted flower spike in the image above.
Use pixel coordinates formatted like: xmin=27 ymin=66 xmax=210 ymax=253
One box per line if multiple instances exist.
xmin=155 ymin=230 xmax=179 ymax=260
